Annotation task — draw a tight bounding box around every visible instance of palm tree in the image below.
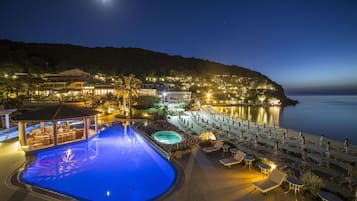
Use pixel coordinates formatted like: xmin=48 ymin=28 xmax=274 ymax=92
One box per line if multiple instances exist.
xmin=123 ymin=74 xmax=142 ymax=119
xmin=114 ymin=76 xmax=126 ymax=115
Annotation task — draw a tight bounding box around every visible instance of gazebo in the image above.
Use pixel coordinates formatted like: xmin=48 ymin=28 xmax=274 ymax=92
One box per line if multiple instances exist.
xmin=14 ymin=104 xmax=98 ymax=151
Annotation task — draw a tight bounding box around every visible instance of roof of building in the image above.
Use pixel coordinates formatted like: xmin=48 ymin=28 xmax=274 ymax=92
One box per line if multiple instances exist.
xmin=13 ymin=104 xmax=97 ymax=122
xmin=58 ymin=68 xmax=90 ymax=77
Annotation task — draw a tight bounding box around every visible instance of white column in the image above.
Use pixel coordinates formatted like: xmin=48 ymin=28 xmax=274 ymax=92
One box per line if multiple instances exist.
xmin=94 ymin=115 xmax=98 ymax=133
xmin=66 ymin=120 xmax=70 ymax=129
xmin=40 ymin=121 xmax=45 ymax=132
xmin=53 ymin=121 xmax=58 ymax=146
xmin=18 ymin=122 xmax=27 ymax=147
xmin=5 ymin=114 xmax=10 ymax=129
xmin=84 ymin=117 xmax=89 ymax=139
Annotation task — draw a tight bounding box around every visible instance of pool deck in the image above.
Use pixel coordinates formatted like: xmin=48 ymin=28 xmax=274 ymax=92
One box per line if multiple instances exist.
xmin=164 ymin=147 xmax=309 ymax=201
xmin=0 ymin=139 xmax=309 ymax=201
xmin=0 ymin=140 xmax=53 ymax=201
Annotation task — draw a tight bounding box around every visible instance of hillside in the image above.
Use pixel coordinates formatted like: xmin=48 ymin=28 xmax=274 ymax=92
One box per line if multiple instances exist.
xmin=0 ymin=39 xmax=297 ymax=105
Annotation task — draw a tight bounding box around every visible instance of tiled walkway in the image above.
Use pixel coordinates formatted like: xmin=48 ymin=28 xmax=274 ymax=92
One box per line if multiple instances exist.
xmin=0 ymin=140 xmax=52 ymax=201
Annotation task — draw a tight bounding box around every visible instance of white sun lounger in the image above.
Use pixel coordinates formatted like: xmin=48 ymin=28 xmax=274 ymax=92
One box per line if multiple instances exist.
xmin=252 ymin=169 xmax=287 ymax=194
xmin=219 ymin=151 xmax=246 ymax=167
xmin=202 ymin=141 xmax=224 ymax=153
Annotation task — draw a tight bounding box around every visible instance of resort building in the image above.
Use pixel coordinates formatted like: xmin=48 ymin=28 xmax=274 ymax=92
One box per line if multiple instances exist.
xmin=165 ymin=91 xmax=192 ymax=104
xmin=93 ymin=84 xmax=116 ymax=95
xmin=138 ymin=88 xmax=159 ymax=96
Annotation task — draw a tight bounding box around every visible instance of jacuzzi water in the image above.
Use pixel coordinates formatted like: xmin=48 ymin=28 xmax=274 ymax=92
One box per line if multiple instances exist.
xmin=153 ymin=131 xmax=183 ymax=144
xmin=21 ymin=125 xmax=177 ymax=201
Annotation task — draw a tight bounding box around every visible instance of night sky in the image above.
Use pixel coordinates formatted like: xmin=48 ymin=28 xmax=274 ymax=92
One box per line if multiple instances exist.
xmin=1 ymin=0 xmax=357 ymax=94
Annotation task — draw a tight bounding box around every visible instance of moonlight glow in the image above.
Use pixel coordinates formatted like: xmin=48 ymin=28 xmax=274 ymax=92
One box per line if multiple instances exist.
xmin=99 ymin=0 xmax=111 ymax=5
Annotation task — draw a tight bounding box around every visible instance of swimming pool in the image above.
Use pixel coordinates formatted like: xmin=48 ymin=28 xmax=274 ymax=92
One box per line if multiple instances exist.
xmin=153 ymin=131 xmax=183 ymax=144
xmin=21 ymin=126 xmax=177 ymax=201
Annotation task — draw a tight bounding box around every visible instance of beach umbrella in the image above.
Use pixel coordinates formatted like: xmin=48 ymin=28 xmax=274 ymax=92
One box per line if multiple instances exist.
xmin=319 ymin=135 xmax=324 ymax=147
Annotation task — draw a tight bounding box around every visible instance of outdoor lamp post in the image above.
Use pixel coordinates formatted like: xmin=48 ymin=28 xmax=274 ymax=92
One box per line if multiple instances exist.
xmin=162 ymin=92 xmax=167 ymax=103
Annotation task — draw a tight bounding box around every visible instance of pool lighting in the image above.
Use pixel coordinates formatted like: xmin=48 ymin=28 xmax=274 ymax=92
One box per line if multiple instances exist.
xmin=63 ymin=149 xmax=73 ymax=162
xmin=106 ymin=191 xmax=111 ymax=196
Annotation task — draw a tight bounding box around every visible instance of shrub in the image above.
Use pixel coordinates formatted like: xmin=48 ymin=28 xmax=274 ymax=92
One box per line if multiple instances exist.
xmin=301 ymin=170 xmax=324 ymax=196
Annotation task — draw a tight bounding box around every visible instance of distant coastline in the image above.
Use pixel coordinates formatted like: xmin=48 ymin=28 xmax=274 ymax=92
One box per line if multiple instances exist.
xmin=286 ymin=89 xmax=357 ymax=96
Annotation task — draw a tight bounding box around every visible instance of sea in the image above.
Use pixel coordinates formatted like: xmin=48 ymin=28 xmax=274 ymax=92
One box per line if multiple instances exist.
xmin=213 ymin=95 xmax=357 ymax=144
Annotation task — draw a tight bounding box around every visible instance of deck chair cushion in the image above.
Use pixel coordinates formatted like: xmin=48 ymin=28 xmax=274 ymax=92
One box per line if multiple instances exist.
xmin=253 ymin=169 xmax=286 ymax=193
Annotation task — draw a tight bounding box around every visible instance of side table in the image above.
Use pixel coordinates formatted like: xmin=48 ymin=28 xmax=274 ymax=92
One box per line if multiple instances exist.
xmin=285 ymin=177 xmax=304 ymax=196
xmin=230 ymin=148 xmax=238 ymax=157
xmin=244 ymin=155 xmax=255 ymax=170
xmin=222 ymin=144 xmax=230 ymax=156
xmin=258 ymin=163 xmax=271 ymax=176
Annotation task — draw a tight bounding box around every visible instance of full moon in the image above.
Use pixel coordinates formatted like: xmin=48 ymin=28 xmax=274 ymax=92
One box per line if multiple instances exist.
xmin=99 ymin=0 xmax=111 ymax=4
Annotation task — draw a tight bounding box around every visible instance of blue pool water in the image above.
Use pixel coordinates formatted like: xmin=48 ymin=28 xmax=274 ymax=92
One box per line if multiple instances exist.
xmin=22 ymin=126 xmax=177 ymax=201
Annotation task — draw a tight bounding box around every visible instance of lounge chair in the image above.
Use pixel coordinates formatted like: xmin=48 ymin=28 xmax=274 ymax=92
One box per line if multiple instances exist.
xmin=318 ymin=191 xmax=343 ymax=201
xmin=202 ymin=141 xmax=224 ymax=153
xmin=252 ymin=169 xmax=287 ymax=194
xmin=219 ymin=151 xmax=246 ymax=167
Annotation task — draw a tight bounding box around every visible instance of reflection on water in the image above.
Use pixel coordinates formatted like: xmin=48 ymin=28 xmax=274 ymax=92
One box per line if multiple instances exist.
xmin=213 ymin=106 xmax=281 ymax=126
xmin=25 ymin=140 xmax=99 ymax=181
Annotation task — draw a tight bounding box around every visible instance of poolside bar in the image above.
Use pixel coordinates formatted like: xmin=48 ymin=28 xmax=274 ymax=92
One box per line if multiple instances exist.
xmin=14 ymin=104 xmax=98 ymax=152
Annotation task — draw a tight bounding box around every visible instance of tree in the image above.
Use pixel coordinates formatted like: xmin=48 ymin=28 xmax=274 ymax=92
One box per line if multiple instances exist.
xmin=123 ymin=74 xmax=142 ymax=119
xmin=114 ymin=76 xmax=126 ymax=115
xmin=23 ymin=73 xmax=44 ymax=102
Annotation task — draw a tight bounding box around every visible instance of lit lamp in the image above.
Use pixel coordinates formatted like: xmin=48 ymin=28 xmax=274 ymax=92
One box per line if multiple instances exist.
xmin=162 ymin=92 xmax=167 ymax=103
xmin=206 ymin=92 xmax=211 ymax=105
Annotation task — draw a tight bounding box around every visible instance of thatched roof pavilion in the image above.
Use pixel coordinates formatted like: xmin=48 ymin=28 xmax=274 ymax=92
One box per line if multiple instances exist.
xmin=14 ymin=104 xmax=97 ymax=122
xmin=14 ymin=104 xmax=98 ymax=152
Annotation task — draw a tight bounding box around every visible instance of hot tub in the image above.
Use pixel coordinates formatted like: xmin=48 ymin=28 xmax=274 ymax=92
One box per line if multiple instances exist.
xmin=153 ymin=131 xmax=183 ymax=144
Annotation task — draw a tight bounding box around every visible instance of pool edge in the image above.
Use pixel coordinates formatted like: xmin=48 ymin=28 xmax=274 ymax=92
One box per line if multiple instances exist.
xmin=132 ymin=127 xmax=186 ymax=201
xmin=9 ymin=156 xmax=77 ymax=201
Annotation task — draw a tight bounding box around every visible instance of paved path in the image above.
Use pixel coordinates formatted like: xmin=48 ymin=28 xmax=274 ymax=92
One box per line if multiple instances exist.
xmin=0 ymin=140 xmax=50 ymax=201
